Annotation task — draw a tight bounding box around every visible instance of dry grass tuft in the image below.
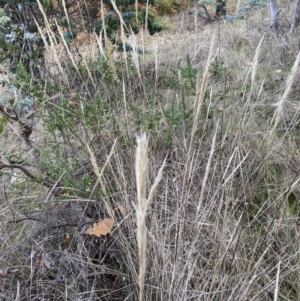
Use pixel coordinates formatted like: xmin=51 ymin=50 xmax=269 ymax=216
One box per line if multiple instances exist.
xmin=1 ymin=2 xmax=300 ymax=300
xmin=135 ymin=133 xmax=149 ymax=301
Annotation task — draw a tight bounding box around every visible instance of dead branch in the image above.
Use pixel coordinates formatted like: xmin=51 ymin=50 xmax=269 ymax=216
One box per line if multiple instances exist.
xmin=0 ymin=157 xmax=66 ymax=196
xmin=198 ymin=4 xmax=213 ymax=22
xmin=0 ymin=102 xmax=46 ymax=172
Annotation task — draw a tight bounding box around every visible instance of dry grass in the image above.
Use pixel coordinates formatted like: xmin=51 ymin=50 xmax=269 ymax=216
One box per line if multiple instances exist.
xmin=1 ymin=1 xmax=300 ymax=300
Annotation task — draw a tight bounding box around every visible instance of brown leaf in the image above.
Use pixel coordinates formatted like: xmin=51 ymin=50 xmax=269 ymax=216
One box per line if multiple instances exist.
xmin=85 ymin=218 xmax=115 ymax=237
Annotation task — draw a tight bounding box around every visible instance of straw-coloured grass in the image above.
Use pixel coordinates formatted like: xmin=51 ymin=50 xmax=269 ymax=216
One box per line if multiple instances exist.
xmin=1 ymin=1 xmax=300 ymax=300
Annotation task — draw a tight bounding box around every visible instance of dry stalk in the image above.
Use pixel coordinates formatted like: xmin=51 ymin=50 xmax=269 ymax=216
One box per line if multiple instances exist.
xmin=135 ymin=133 xmax=148 ymax=301
xmin=54 ymin=19 xmax=79 ymax=74
xmin=241 ymin=35 xmax=264 ymax=126
xmin=36 ymin=0 xmax=68 ymax=83
xmin=14 ymin=280 xmax=20 ymax=301
xmin=110 ymin=0 xmax=129 ymax=73
xmin=270 ymin=51 xmax=300 ymax=137
xmin=100 ymin=0 xmax=117 ymax=79
xmin=86 ymin=139 xmax=117 ymax=217
xmin=197 ymin=121 xmax=218 ymax=213
xmin=274 ymin=260 xmax=281 ymax=301
xmin=249 ymin=35 xmax=264 ymax=99
xmin=191 ymin=32 xmax=216 ymax=144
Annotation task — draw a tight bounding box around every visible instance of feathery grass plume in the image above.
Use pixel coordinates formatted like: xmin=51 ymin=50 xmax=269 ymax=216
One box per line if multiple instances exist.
xmin=191 ymin=32 xmax=216 ymax=144
xmin=146 ymin=158 xmax=166 ymax=208
xmin=238 ymin=35 xmax=264 ymax=131
xmin=55 ymin=19 xmax=79 ymax=74
xmin=240 ymin=35 xmax=264 ymax=96
xmin=14 ymin=280 xmax=20 ymax=301
xmin=240 ymin=35 xmax=264 ymax=116
xmin=61 ymin=0 xmax=71 ymax=28
xmin=36 ymin=0 xmax=68 ymax=84
xmin=145 ymin=0 xmax=150 ymax=34
xmin=235 ymin=0 xmax=241 ymax=15
xmin=274 ymin=260 xmax=281 ymax=301
xmin=249 ymin=35 xmax=264 ymax=98
xmin=135 ymin=133 xmax=149 ymax=301
xmin=270 ymin=51 xmax=300 ymax=137
xmin=197 ymin=121 xmax=218 ymax=213
xmin=110 ymin=0 xmax=130 ymax=73
xmin=100 ymin=0 xmax=117 ymax=80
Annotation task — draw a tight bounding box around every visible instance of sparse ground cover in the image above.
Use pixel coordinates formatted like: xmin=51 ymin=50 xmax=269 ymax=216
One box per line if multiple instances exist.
xmin=1 ymin=1 xmax=300 ymax=300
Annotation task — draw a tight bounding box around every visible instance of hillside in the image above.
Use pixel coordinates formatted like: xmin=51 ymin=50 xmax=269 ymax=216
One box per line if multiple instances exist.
xmin=1 ymin=1 xmax=300 ymax=300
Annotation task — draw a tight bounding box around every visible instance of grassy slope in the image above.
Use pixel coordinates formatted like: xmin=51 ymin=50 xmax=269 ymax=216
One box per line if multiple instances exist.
xmin=1 ymin=1 xmax=300 ymax=300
